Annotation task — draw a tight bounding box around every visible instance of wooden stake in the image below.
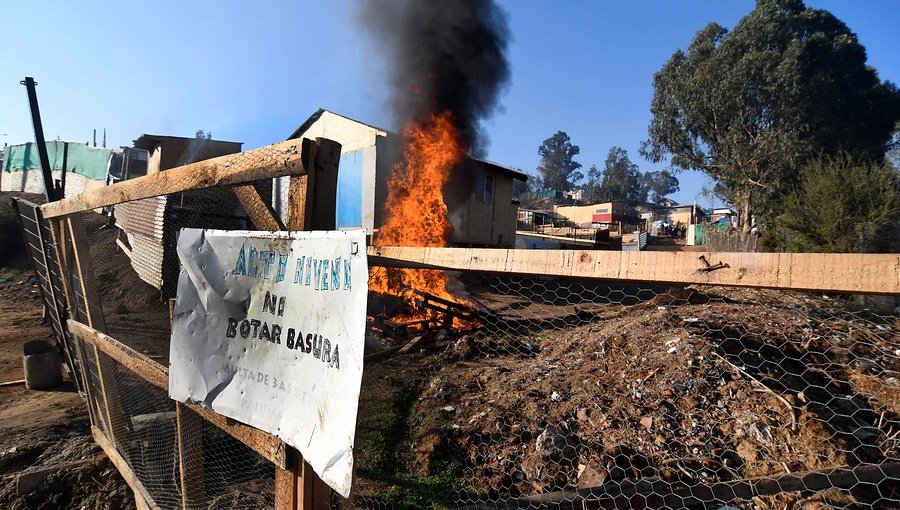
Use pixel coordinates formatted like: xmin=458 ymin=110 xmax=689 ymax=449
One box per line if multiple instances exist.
xmin=233 ymin=183 xmax=286 ymax=231
xmin=177 ymin=403 xmax=206 ymax=510
xmin=276 ymin=137 xmax=343 ymax=510
xmin=92 ymin=426 xmax=158 ymax=510
xmin=66 ymin=215 xmax=129 ymax=443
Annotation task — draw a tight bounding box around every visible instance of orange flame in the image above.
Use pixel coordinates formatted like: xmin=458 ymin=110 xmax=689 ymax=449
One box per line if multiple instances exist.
xmin=371 ymin=111 xmax=466 ymax=308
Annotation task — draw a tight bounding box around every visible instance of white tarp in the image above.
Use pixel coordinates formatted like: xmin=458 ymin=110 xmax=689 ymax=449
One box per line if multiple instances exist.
xmin=168 ymin=228 xmax=367 ymax=497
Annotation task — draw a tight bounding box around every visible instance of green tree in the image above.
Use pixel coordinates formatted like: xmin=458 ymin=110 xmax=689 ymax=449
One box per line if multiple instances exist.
xmin=195 ymin=129 xmax=212 ymax=140
xmin=582 ymin=164 xmax=602 ymax=203
xmin=775 ymin=153 xmax=899 ymax=252
xmin=644 ymin=170 xmax=680 ymax=204
xmin=597 ymin=147 xmax=648 ymax=208
xmin=537 ymin=131 xmax=582 ymax=193
xmin=642 ymin=0 xmax=900 ymax=239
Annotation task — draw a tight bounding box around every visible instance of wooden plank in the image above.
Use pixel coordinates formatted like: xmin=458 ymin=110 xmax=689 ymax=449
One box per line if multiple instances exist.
xmin=233 ymin=183 xmax=286 ymax=231
xmin=367 ymin=247 xmax=900 ymax=295
xmin=177 ymin=403 xmax=207 ymax=510
xmin=298 ymin=460 xmax=332 ymax=510
xmin=48 ymin=219 xmax=73 ymax=315
xmin=72 ymin=337 xmax=100 ymax=427
xmin=286 ymin=175 xmax=310 ymax=231
xmin=287 ymin=138 xmax=319 ymax=231
xmin=66 ymin=217 xmax=129 ymax=442
xmin=70 ymin=320 xmax=168 ymax=389
xmin=68 ymin=320 xmax=288 ymax=468
xmin=50 ymin=216 xmax=83 ymax=393
xmin=186 ymin=400 xmax=288 ymax=469
xmin=275 ymin=457 xmax=299 ymax=510
xmin=91 ymin=343 xmax=126 ymax=443
xmin=91 ymin=426 xmax=158 ymax=510
xmin=41 ymin=138 xmax=311 ymax=218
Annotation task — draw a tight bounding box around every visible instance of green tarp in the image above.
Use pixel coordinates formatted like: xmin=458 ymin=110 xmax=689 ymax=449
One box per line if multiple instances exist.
xmin=2 ymin=141 xmax=111 ymax=180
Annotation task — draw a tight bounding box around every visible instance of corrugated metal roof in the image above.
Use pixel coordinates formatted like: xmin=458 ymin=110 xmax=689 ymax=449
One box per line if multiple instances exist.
xmin=116 ymin=196 xmax=166 ymax=239
xmin=125 ymin=232 xmax=164 ymax=290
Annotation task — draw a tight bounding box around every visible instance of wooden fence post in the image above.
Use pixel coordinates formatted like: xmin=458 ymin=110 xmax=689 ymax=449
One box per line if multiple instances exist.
xmin=177 ymin=403 xmax=206 ymax=510
xmin=272 ymin=137 xmax=342 ymax=510
xmin=67 ymin=215 xmax=128 ymax=444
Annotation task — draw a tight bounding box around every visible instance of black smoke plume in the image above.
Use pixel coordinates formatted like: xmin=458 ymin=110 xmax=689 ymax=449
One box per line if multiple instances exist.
xmin=360 ymin=0 xmax=511 ymax=154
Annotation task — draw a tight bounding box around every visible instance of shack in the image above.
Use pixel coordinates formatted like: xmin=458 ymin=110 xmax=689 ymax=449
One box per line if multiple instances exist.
xmin=114 ymin=134 xmax=252 ymax=297
xmin=277 ymin=109 xmax=526 ymax=247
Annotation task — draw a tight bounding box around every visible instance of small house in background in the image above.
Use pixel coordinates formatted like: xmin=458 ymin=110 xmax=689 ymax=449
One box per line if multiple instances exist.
xmin=279 ymin=109 xmax=526 ymax=248
xmin=711 ymin=207 xmax=737 ymax=224
xmin=653 ymin=203 xmax=708 ymax=226
xmin=114 ymin=134 xmax=254 ymax=297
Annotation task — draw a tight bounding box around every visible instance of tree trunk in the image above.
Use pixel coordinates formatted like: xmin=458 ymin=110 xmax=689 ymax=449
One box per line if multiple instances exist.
xmin=740 ymin=194 xmax=752 ymax=242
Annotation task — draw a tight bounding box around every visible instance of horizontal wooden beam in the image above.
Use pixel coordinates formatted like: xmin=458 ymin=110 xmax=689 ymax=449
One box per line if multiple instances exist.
xmin=367 ymin=247 xmax=900 ymax=295
xmin=92 ymin=426 xmax=158 ymax=510
xmin=69 ymin=320 xmax=167 ymax=388
xmin=42 ymin=139 xmax=309 ymax=219
xmin=68 ymin=320 xmax=288 ymax=468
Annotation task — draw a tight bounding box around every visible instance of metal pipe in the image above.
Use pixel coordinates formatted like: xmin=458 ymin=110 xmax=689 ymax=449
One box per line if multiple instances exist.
xmin=20 ymin=77 xmax=58 ymax=202
xmin=60 ymin=142 xmax=68 ymax=198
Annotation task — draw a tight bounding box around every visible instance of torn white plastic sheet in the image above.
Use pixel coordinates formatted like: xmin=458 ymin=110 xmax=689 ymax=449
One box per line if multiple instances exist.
xmin=168 ymin=228 xmax=367 ymax=497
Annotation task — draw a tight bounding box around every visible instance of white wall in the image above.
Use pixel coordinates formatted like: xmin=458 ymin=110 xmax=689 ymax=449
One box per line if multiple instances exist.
xmin=274 ymin=112 xmax=386 ymax=230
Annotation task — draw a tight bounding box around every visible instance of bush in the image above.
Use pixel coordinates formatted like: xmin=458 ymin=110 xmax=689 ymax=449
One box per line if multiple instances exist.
xmin=773 ymin=154 xmax=899 ymax=253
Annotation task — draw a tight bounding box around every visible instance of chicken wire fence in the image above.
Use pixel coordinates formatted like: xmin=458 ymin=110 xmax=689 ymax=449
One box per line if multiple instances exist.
xmin=43 ymin=197 xmax=278 ymax=510
xmin=74 ymin=334 xmax=276 ymax=509
xmin=22 ymin=185 xmax=899 ymax=510
xmin=356 ymin=268 xmax=899 ymax=510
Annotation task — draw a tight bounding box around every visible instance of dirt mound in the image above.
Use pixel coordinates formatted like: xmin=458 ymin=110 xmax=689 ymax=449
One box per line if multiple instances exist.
xmin=78 ymin=212 xmax=172 ymax=357
xmin=355 ymin=287 xmax=899 ymax=508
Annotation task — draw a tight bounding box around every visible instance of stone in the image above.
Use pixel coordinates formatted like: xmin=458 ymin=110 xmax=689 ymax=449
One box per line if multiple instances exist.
xmin=535 ymin=425 xmax=578 ymax=461
xmin=576 ymin=408 xmax=589 ymax=422
xmin=577 ymin=463 xmax=608 ymax=488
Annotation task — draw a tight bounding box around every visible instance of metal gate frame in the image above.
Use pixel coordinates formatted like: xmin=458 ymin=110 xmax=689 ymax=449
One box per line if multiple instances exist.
xmin=13 ymin=197 xmax=83 ymax=391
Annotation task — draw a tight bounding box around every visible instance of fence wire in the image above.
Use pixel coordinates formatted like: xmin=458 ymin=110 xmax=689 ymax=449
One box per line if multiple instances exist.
xmin=356 ymin=268 xmax=899 ymax=510
xmin=35 ymin=184 xmax=899 ymax=510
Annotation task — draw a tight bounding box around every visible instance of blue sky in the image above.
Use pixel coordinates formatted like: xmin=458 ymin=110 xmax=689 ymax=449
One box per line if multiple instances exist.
xmin=1 ymin=1 xmax=897 ymax=207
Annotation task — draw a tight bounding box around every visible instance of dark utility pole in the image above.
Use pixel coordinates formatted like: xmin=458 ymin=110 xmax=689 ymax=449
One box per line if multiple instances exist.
xmin=21 ymin=77 xmax=58 ymax=202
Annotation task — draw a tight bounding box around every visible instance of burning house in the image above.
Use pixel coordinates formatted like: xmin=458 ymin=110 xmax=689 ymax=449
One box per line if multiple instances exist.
xmin=274 ymin=109 xmax=527 ymax=248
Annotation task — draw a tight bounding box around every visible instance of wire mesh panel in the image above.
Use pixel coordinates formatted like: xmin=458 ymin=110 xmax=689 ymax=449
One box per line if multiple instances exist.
xmin=356 ymin=268 xmax=899 ymax=510
xmin=194 ymin=412 xmax=276 ymax=510
xmin=12 ymin=197 xmax=83 ymax=389
xmin=110 ymin=359 xmax=182 ymax=509
xmin=57 ymin=192 xmax=280 ymax=510
xmin=30 ymin=145 xmax=897 ymax=510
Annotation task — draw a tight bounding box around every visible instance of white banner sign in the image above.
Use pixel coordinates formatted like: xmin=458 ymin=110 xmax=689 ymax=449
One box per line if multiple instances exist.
xmin=168 ymin=228 xmax=367 ymax=497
